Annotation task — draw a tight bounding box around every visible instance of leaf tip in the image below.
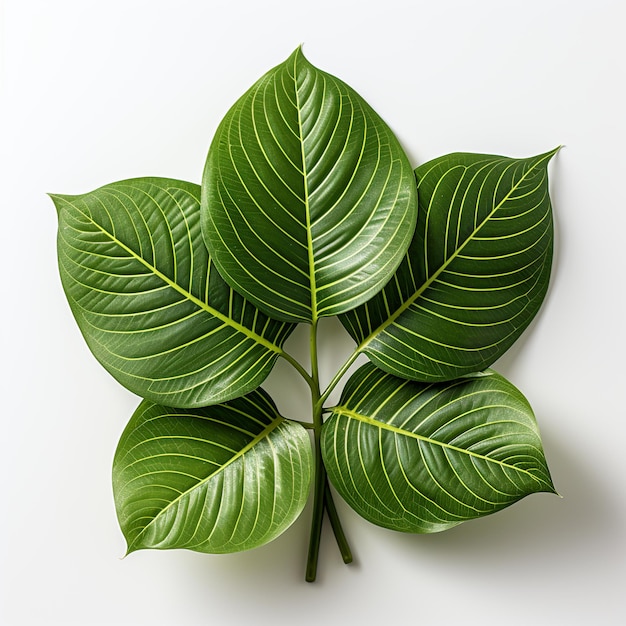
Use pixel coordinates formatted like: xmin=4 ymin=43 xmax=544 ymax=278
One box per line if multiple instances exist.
xmin=290 ymin=43 xmax=308 ymax=64
xmin=48 ymin=192 xmax=77 ymax=216
xmin=123 ymin=543 xmax=139 ymax=558
xmin=540 ymin=474 xmax=559 ymax=497
xmin=525 ymin=145 xmax=562 ymax=171
xmin=48 ymin=193 xmax=63 ymax=214
xmin=541 ymin=145 xmax=563 ymax=163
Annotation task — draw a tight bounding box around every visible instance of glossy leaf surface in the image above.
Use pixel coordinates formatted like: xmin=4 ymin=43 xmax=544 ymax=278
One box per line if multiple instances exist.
xmin=201 ymin=47 xmax=418 ymax=323
xmin=341 ymin=150 xmax=557 ymax=381
xmin=113 ymin=389 xmax=312 ymax=554
xmin=54 ymin=178 xmax=293 ymax=408
xmin=322 ymin=363 xmax=555 ymax=533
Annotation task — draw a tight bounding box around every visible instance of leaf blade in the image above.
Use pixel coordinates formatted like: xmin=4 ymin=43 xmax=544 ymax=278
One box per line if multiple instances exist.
xmin=202 ymin=47 xmax=418 ymax=323
xmin=322 ymin=363 xmax=555 ymax=533
xmin=113 ymin=389 xmax=312 ymax=554
xmin=54 ymin=178 xmax=294 ymax=407
xmin=340 ymin=149 xmax=558 ymax=381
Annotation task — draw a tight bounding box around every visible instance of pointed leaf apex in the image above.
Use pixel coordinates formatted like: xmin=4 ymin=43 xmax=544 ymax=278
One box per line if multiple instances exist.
xmin=535 ymin=145 xmax=562 ymax=165
xmin=288 ymin=44 xmax=311 ymax=69
xmin=122 ymin=546 xmax=134 ymax=558
xmin=48 ymin=193 xmax=64 ymax=215
xmin=548 ymin=145 xmax=563 ymax=158
xmin=49 ymin=192 xmax=79 ymax=215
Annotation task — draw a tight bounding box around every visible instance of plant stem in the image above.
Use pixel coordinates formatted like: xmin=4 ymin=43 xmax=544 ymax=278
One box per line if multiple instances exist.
xmin=324 ymin=483 xmax=353 ymax=564
xmin=305 ymin=419 xmax=326 ymax=582
xmin=279 ymin=348 xmax=316 ymax=391
xmin=318 ymin=347 xmax=362 ymax=407
xmin=304 ymin=320 xmax=353 ymax=581
xmin=305 ymin=318 xmax=324 ymax=582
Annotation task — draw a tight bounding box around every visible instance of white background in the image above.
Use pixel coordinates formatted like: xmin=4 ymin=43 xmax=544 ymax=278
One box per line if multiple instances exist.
xmin=2 ymin=1 xmax=625 ymax=624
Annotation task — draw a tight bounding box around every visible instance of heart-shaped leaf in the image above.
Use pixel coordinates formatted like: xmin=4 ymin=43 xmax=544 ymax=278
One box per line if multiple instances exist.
xmin=322 ymin=363 xmax=555 ymax=533
xmin=113 ymin=388 xmax=312 ymax=554
xmin=54 ymin=178 xmax=294 ymax=408
xmin=340 ymin=150 xmax=558 ymax=381
xmin=201 ymin=47 xmax=418 ymax=323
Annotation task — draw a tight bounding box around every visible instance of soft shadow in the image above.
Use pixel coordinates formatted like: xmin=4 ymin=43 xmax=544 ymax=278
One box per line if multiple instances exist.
xmin=125 ymin=422 xmax=617 ymax=598
xmin=373 ymin=422 xmax=618 ymax=569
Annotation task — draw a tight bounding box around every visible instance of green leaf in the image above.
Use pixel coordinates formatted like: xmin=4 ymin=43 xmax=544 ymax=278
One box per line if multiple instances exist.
xmin=201 ymin=47 xmax=418 ymax=323
xmin=340 ymin=149 xmax=558 ymax=381
xmin=53 ymin=178 xmax=293 ymax=408
xmin=113 ymin=389 xmax=312 ymax=554
xmin=322 ymin=363 xmax=555 ymax=533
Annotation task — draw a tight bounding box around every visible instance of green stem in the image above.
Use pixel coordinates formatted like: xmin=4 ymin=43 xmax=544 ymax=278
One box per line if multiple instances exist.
xmin=305 ymin=420 xmax=326 ymax=582
xmin=325 ymin=483 xmax=353 ymax=564
xmin=279 ymin=348 xmax=316 ymax=391
xmin=305 ymin=319 xmax=353 ymax=581
xmin=305 ymin=319 xmax=324 ymax=582
xmin=318 ymin=347 xmax=362 ymax=407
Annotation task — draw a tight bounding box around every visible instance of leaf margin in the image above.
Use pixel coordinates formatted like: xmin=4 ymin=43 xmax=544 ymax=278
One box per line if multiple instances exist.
xmin=53 ymin=177 xmax=295 ymax=408
xmin=113 ymin=388 xmax=313 ymax=555
xmin=321 ymin=362 xmax=556 ymax=534
xmin=339 ymin=147 xmax=560 ymax=382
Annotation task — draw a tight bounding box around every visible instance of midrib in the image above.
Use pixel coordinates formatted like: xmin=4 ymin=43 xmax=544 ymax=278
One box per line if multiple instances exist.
xmin=357 ymin=158 xmax=542 ymax=351
xmin=333 ymin=407 xmax=544 ymax=482
xmin=72 ymin=202 xmax=281 ymax=354
xmin=293 ymin=50 xmax=318 ymax=323
xmin=126 ymin=416 xmax=284 ymax=552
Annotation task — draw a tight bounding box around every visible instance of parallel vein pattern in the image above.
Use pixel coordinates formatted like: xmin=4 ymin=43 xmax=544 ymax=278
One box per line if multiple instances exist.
xmin=54 ymin=178 xmax=293 ymax=408
xmin=321 ymin=363 xmax=555 ymax=533
xmin=341 ymin=150 xmax=558 ymax=381
xmin=113 ymin=390 xmax=312 ymax=554
xmin=202 ymin=47 xmax=417 ymax=323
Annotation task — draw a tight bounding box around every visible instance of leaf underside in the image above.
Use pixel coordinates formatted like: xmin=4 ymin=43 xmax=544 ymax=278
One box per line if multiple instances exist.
xmin=341 ymin=150 xmax=557 ymax=381
xmin=202 ymin=47 xmax=418 ymax=323
xmin=113 ymin=389 xmax=312 ymax=554
xmin=322 ymin=363 xmax=555 ymax=533
xmin=54 ymin=178 xmax=293 ymax=408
